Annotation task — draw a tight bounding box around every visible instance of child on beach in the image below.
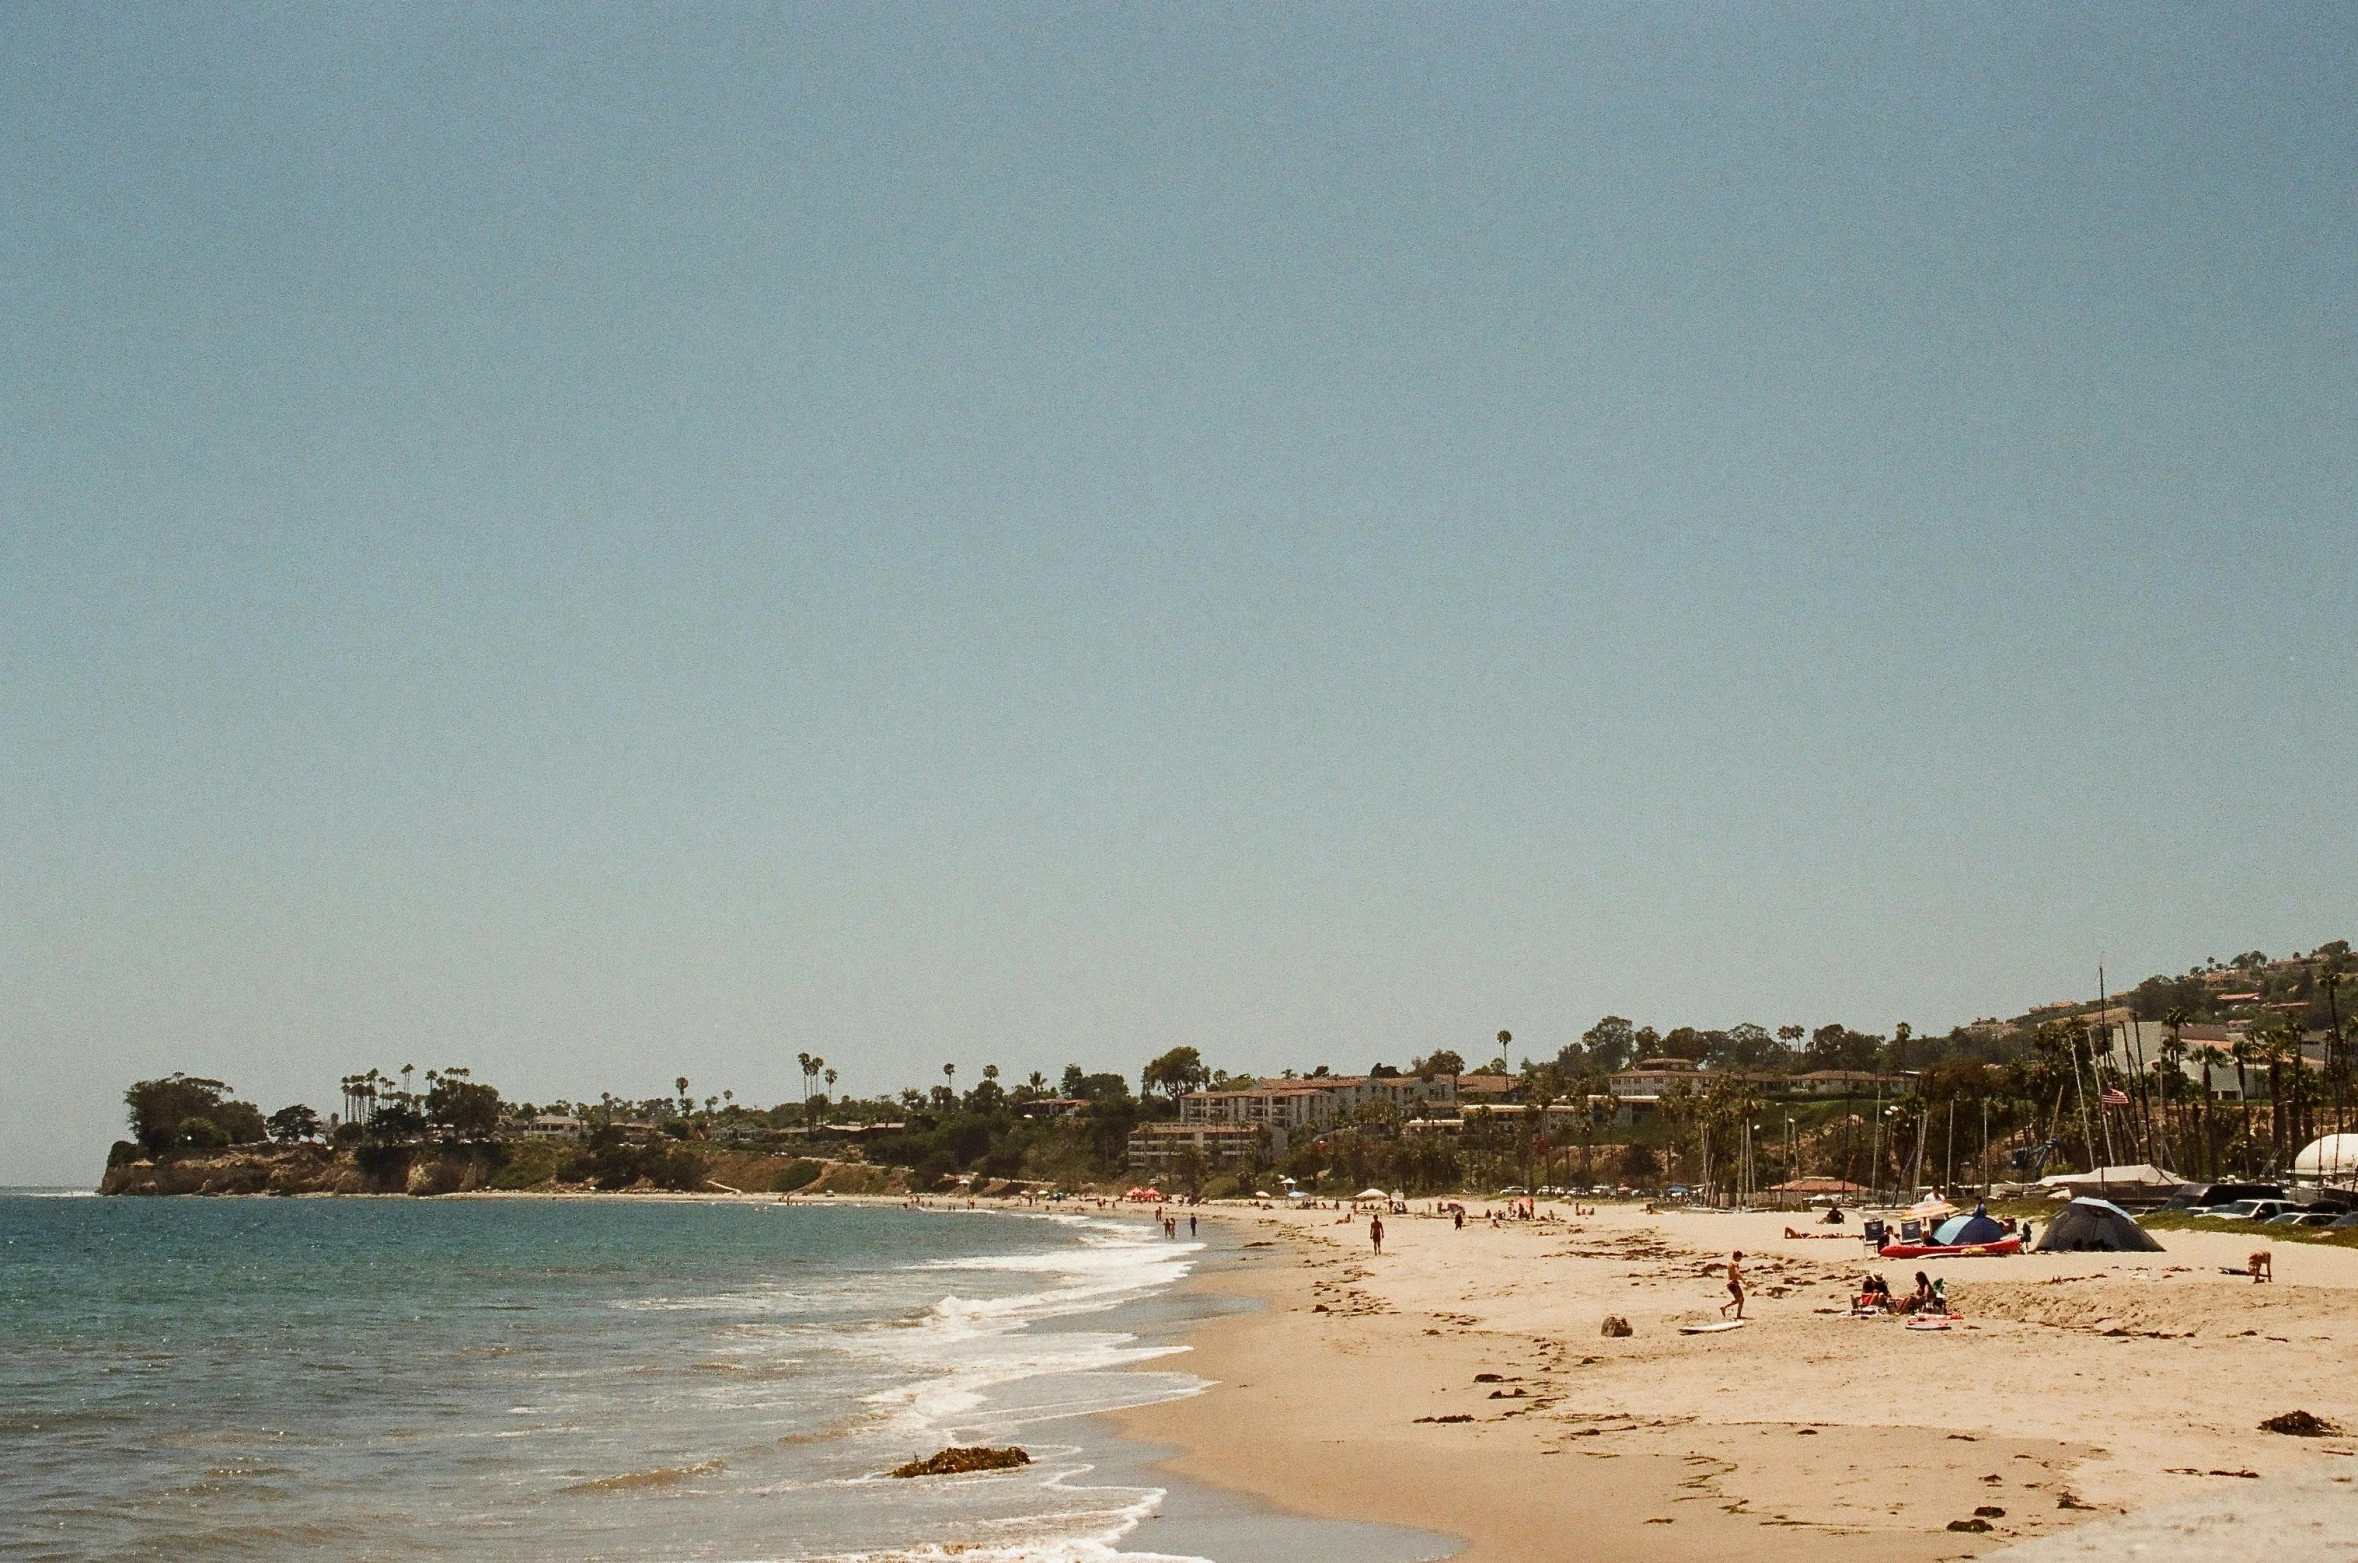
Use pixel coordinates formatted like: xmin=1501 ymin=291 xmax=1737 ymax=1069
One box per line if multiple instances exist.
xmin=1721 ymin=1251 xmax=1745 ymax=1319
xmin=1369 ymin=1214 xmax=1385 ymax=1254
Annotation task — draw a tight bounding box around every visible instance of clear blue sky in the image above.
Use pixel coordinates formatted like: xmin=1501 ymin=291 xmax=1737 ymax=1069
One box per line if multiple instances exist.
xmin=3 ymin=5 xmax=2352 ymax=1183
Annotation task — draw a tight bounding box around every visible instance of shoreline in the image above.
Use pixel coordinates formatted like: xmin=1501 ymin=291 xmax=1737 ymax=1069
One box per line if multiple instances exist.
xmin=1112 ymin=1200 xmax=2358 ymax=1562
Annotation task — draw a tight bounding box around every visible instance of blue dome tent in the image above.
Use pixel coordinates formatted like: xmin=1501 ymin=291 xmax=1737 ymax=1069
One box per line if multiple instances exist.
xmin=1932 ymin=1204 xmax=2007 ymax=1247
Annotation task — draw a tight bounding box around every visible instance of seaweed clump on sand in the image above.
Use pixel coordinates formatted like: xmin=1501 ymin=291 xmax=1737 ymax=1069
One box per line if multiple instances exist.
xmin=2260 ymin=1411 xmax=2340 ymax=1437
xmin=890 ymin=1446 xmax=1032 ymax=1478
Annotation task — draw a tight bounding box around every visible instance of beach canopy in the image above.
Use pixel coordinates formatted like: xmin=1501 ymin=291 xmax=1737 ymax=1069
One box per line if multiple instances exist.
xmin=2031 ymin=1197 xmax=2163 ymax=1253
xmin=1356 ymin=1188 xmax=1391 ymax=1200
xmin=1933 ymin=1204 xmax=2008 ymax=1246
xmin=2292 ymin=1134 xmax=2358 ymax=1180
xmin=2037 ymin=1164 xmax=2185 ymax=1193
xmin=1770 ymin=1178 xmax=1866 ymax=1195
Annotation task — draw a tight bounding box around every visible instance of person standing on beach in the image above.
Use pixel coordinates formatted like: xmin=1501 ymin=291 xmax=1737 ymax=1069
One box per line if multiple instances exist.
xmin=1721 ymin=1251 xmax=1746 ymax=1319
xmin=1188 ymin=1213 xmax=1197 ymax=1238
xmin=1369 ymin=1213 xmax=1384 ymax=1254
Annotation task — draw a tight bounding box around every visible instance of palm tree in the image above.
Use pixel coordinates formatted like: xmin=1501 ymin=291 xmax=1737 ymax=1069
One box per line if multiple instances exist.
xmin=2229 ymin=1037 xmax=2257 ymax=1173
xmin=2161 ymin=1008 xmax=2191 ymax=1171
xmin=1524 ymin=1080 xmax=1555 ymax=1190
xmin=2322 ymin=969 xmax=2347 ymax=1138
xmin=675 ymin=1076 xmax=691 ymax=1116
xmin=400 ymin=1063 xmax=415 ymax=1105
xmin=796 ymin=1052 xmax=813 ymax=1105
xmin=2259 ymin=1025 xmax=2293 ymax=1171
xmin=823 ymin=1067 xmax=838 ymax=1096
xmin=943 ymin=1062 xmax=956 ymax=1090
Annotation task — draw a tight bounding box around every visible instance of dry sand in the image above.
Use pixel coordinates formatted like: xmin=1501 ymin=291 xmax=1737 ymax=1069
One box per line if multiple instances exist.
xmin=1113 ymin=1201 xmax=2358 ymax=1562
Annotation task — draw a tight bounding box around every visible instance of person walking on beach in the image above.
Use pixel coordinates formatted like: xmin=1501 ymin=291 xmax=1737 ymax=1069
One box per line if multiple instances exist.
xmin=1369 ymin=1213 xmax=1385 ymax=1254
xmin=1721 ymin=1251 xmax=1746 ymax=1320
xmin=1453 ymin=1206 xmax=1465 ymax=1230
xmin=1188 ymin=1213 xmax=1197 ymax=1238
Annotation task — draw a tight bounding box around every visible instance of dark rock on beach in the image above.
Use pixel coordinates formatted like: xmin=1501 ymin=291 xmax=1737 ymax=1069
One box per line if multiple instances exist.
xmin=890 ymin=1446 xmax=1032 ymax=1478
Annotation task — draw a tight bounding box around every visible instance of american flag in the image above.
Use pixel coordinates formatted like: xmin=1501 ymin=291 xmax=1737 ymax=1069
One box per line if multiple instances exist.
xmin=2101 ymin=1088 xmax=2131 ymax=1107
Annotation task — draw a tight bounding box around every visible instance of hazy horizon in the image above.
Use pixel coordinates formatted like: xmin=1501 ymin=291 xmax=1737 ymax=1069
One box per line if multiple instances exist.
xmin=5 ymin=5 xmax=2353 ymax=1185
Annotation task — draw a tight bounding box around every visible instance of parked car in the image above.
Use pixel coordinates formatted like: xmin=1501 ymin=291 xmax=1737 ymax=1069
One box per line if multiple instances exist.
xmin=2163 ymin=1181 xmax=2286 ymax=1212
xmin=2326 ymin=1211 xmax=2358 ymax=1231
xmin=2269 ymin=1211 xmax=2342 ymax=1228
xmin=2203 ymin=1199 xmax=2296 ymax=1221
xmin=1498 ymin=1185 xmax=1528 ymax=1196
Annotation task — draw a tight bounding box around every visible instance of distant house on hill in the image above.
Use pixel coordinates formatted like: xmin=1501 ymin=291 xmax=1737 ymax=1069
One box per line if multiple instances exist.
xmin=1606 ymin=1058 xmax=1698 ymax=1102
xmin=513 ymin=1115 xmax=585 ymax=1140
xmin=1450 ymin=1073 xmax=1517 ymax=1110
xmin=2095 ymin=1019 xmax=2249 ymax=1099
xmin=1175 ymin=1071 xmax=1460 ymax=1147
xmin=1126 ymin=1122 xmax=1266 ymax=1176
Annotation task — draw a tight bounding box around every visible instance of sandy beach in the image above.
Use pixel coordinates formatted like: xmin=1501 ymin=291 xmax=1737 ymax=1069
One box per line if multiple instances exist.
xmin=1115 ymin=1202 xmax=2358 ymax=1561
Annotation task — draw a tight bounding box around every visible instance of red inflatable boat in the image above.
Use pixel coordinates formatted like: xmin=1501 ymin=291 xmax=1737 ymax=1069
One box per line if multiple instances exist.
xmin=1876 ymin=1237 xmax=2022 ymax=1259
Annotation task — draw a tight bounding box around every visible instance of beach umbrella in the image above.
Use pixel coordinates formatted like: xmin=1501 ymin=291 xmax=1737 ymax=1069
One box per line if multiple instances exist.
xmin=1356 ymin=1187 xmax=1390 ymax=1200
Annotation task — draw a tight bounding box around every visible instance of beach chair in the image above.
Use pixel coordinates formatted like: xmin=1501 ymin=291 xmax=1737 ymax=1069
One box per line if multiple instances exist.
xmin=1899 ymin=1219 xmax=1922 ymax=1244
xmin=1862 ymin=1218 xmax=1886 ymax=1249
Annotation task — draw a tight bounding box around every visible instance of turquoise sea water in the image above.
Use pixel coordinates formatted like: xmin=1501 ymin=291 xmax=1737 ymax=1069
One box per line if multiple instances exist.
xmin=0 ymin=1195 xmax=1219 ymax=1562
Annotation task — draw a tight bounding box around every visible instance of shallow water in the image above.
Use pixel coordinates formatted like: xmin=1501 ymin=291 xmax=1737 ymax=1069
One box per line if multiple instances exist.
xmin=0 ymin=1195 xmax=1228 ymax=1561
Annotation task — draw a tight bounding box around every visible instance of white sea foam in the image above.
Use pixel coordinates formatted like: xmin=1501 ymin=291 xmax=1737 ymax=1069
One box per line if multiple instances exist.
xmin=850 ymin=1222 xmax=1208 ymax=1440
xmin=786 ymin=1459 xmax=1212 ymax=1563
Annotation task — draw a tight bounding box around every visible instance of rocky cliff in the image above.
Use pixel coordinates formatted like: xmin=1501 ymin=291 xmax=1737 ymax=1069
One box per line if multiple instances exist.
xmin=97 ymin=1143 xmax=912 ymax=1197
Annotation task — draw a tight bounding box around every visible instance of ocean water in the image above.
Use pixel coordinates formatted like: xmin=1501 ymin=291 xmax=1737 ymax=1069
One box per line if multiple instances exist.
xmin=0 ymin=1194 xmax=1251 ymax=1563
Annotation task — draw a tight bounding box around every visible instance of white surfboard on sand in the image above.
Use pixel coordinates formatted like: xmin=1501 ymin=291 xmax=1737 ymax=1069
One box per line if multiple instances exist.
xmin=1680 ymin=1320 xmax=1747 ymax=1334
